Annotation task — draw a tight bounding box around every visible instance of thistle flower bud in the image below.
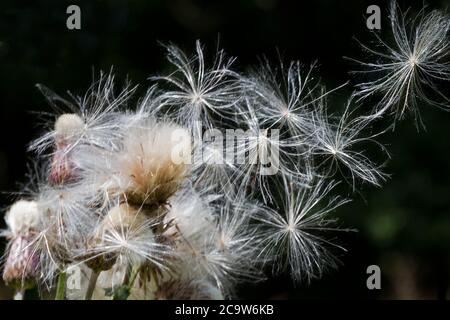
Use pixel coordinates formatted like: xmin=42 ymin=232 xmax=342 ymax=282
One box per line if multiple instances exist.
xmin=54 ymin=114 xmax=84 ymax=143
xmin=49 ymin=114 xmax=84 ymax=184
xmin=5 ymin=200 xmax=40 ymax=236
xmin=2 ymin=236 xmax=39 ymax=289
xmin=2 ymin=200 xmax=41 ymax=289
xmin=49 ymin=151 xmax=76 ymax=185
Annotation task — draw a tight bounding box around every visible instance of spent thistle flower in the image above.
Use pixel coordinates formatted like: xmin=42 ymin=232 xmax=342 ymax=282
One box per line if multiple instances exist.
xmin=82 ymin=202 xmax=174 ymax=274
xmin=2 ymin=201 xmax=41 ymax=290
xmin=106 ymin=119 xmax=191 ymax=208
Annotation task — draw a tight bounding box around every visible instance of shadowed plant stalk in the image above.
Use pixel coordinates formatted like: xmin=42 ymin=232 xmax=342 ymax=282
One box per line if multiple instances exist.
xmin=85 ymin=270 xmax=100 ymax=300
xmin=55 ymin=271 xmax=67 ymax=300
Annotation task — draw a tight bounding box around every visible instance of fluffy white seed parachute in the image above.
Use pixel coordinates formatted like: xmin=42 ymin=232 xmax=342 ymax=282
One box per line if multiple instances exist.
xmin=349 ymin=0 xmax=450 ymax=126
xmin=306 ymin=97 xmax=389 ymax=188
xmin=151 ymin=40 xmax=242 ymax=138
xmin=253 ymin=175 xmax=350 ymax=282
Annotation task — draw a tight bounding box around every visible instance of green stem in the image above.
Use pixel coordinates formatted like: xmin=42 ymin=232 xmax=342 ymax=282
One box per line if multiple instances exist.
xmin=85 ymin=270 xmax=100 ymax=300
xmin=111 ymin=265 xmax=141 ymax=300
xmin=127 ymin=266 xmax=140 ymax=289
xmin=55 ymin=271 xmax=67 ymax=300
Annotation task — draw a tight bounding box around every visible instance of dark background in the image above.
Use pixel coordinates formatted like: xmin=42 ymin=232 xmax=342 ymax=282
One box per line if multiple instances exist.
xmin=0 ymin=0 xmax=449 ymax=299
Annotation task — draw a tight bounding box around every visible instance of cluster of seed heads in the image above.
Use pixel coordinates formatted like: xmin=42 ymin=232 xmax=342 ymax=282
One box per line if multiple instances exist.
xmin=1 ymin=1 xmax=448 ymax=300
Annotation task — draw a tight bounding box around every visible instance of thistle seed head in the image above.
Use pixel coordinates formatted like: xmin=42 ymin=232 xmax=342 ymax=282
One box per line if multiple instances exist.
xmin=112 ymin=120 xmax=191 ymax=207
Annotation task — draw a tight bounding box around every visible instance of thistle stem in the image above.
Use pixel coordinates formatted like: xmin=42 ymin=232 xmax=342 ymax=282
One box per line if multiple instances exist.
xmin=112 ymin=265 xmax=141 ymax=300
xmin=14 ymin=289 xmax=25 ymax=300
xmin=55 ymin=271 xmax=67 ymax=300
xmin=85 ymin=270 xmax=100 ymax=300
xmin=127 ymin=266 xmax=140 ymax=289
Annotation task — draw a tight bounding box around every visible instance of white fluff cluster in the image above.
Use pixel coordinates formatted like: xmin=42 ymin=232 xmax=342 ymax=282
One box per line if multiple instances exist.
xmin=2 ymin=1 xmax=448 ymax=300
xmin=4 ymin=201 xmax=40 ymax=237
